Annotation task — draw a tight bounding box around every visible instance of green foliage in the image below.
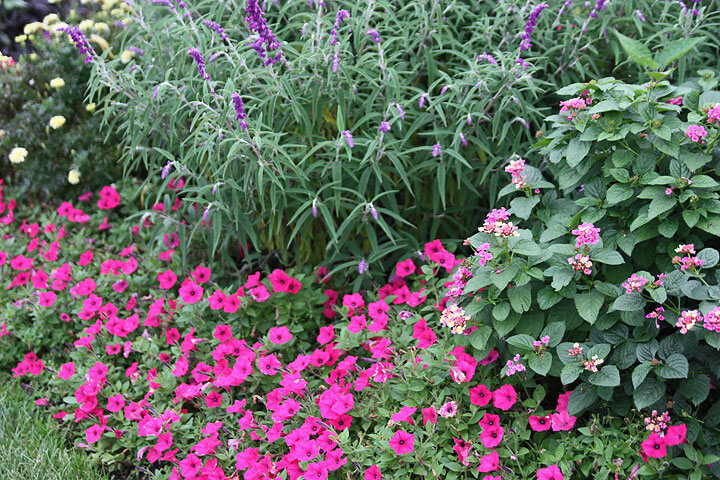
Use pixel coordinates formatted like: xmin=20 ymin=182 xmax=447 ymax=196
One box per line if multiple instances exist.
xmin=84 ymin=0 xmax=720 ymax=276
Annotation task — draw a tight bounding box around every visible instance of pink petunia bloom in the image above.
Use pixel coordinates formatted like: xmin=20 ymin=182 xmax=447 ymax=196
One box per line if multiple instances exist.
xmin=365 ymin=465 xmax=382 ymax=480
xmin=317 ymin=325 xmax=335 ymax=344
xmin=395 ymin=258 xmax=416 ymax=277
xmin=58 ymin=362 xmax=75 ymax=380
xmin=529 ymin=415 xmax=552 ymax=431
xmin=422 ymin=406 xmax=437 ymax=426
xmin=347 ymin=314 xmax=367 ymax=333
xmin=479 ymin=425 xmax=504 ymax=448
xmin=478 ymin=413 xmax=500 ymax=430
xmin=107 ymin=394 xmax=125 ymax=413
xmin=388 ymin=430 xmax=414 ymax=455
xmin=179 ymin=279 xmax=204 ymax=304
xmin=469 ymin=384 xmax=493 ymax=406
xmin=38 ymin=291 xmax=57 ymax=307
xmin=477 ymin=451 xmax=499 ymax=472
xmin=157 ymin=269 xmax=177 ymax=290
xmin=665 ymin=424 xmax=686 ymax=446
xmin=537 ymin=465 xmax=564 ymax=480
xmin=391 ymin=406 xmax=417 ymax=424
xmin=85 ymin=424 xmax=104 ymax=444
xmin=192 ymin=265 xmax=211 ymax=283
xmin=551 ymin=410 xmax=577 ymax=431
xmin=641 ymin=433 xmax=667 ymax=458
xmin=268 ymin=326 xmax=293 ymax=344
xmin=478 ymin=349 xmax=499 ymax=365
xmin=492 ymin=384 xmax=517 ymax=410
xmin=304 ymin=462 xmax=329 ymax=480
xmin=556 ymin=391 xmax=572 ymax=413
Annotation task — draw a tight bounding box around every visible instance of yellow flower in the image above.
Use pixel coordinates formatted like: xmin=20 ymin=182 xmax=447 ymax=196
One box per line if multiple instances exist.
xmin=86 ymin=103 xmax=96 ymax=112
xmin=49 ymin=115 xmax=66 ymax=129
xmin=94 ymin=22 xmax=110 ymax=34
xmin=43 ymin=13 xmax=60 ymax=25
xmin=68 ymin=169 xmax=81 ymax=184
xmin=23 ymin=22 xmax=43 ymax=34
xmin=50 ymin=77 xmax=65 ymax=89
xmin=120 ymin=49 xmax=134 ymax=64
xmin=15 ymin=35 xmax=27 ymax=43
xmin=79 ymin=19 xmax=95 ymax=31
xmin=9 ymin=147 xmax=28 ymax=164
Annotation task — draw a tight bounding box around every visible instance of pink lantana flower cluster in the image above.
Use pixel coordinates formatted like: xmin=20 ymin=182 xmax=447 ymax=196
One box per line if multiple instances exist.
xmin=671 ymin=243 xmax=703 ymax=272
xmin=684 ymin=124 xmax=707 ymax=143
xmin=621 ymin=274 xmax=648 ymax=294
xmin=568 ymin=253 xmax=592 ymax=275
xmin=480 ymin=208 xmax=519 ymax=238
xmin=559 ymin=97 xmax=587 ymax=121
xmin=504 ymin=156 xmax=528 ymax=189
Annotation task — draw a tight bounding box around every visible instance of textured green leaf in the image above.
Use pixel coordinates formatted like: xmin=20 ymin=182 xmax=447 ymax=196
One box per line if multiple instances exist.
xmin=655 ymin=37 xmax=704 ymax=68
xmin=529 ymin=353 xmax=553 ymax=376
xmin=634 ymin=377 xmax=666 ymax=410
xmin=561 ymin=363 xmax=582 ymax=385
xmin=567 ymin=387 xmax=598 ymax=416
xmin=679 ymin=375 xmax=710 ymax=406
xmin=592 ymin=249 xmax=624 ymax=265
xmin=606 ymin=183 xmax=633 ymax=205
xmin=574 ymin=290 xmax=605 ymax=324
xmin=656 ymin=353 xmax=689 ymax=379
xmin=589 ymin=365 xmax=621 ymax=387
xmin=566 ymin=138 xmax=591 ymax=168
xmin=509 ymin=284 xmax=532 ymax=313
xmin=507 ymin=334 xmax=535 ymax=351
xmin=611 ymin=294 xmax=646 ymax=312
xmin=632 ymin=362 xmax=653 ymax=389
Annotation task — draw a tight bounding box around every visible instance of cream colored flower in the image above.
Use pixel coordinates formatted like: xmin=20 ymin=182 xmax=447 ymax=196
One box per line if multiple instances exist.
xmin=43 ymin=13 xmax=60 ymax=25
xmin=49 ymin=115 xmax=66 ymax=129
xmin=86 ymin=103 xmax=96 ymax=112
xmin=94 ymin=22 xmax=110 ymax=34
xmin=79 ymin=19 xmax=95 ymax=32
xmin=9 ymin=147 xmax=28 ymax=164
xmin=120 ymin=49 xmax=134 ymax=64
xmin=23 ymin=22 xmax=43 ymax=35
xmin=50 ymin=77 xmax=65 ymax=89
xmin=68 ymin=169 xmax=81 ymax=184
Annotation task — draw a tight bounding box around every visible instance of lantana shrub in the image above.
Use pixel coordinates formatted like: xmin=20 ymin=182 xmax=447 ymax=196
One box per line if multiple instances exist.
xmin=453 ymin=67 xmax=720 ymax=476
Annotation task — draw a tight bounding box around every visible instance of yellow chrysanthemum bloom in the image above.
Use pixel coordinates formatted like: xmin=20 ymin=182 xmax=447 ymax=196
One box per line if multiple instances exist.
xmin=49 ymin=116 xmax=66 ymax=129
xmin=50 ymin=77 xmax=65 ymax=89
xmin=43 ymin=13 xmax=60 ymax=25
xmin=9 ymin=147 xmax=28 ymax=164
xmin=94 ymin=22 xmax=110 ymax=34
xmin=120 ymin=49 xmax=134 ymax=64
xmin=86 ymin=103 xmax=96 ymax=112
xmin=79 ymin=19 xmax=95 ymax=31
xmin=68 ymin=169 xmax=81 ymax=184
xmin=23 ymin=22 xmax=43 ymax=34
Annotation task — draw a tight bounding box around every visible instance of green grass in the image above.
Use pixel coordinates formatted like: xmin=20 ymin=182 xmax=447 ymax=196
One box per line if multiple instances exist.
xmin=0 ymin=378 xmax=109 ymax=480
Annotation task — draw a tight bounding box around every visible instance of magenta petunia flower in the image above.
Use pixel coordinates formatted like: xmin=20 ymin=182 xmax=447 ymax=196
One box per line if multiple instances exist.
xmin=492 ymin=384 xmax=517 ymax=410
xmin=268 ymin=326 xmax=293 ymax=344
xmin=388 ymin=430 xmax=414 ymax=454
xmin=537 ymin=464 xmax=564 ymax=480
